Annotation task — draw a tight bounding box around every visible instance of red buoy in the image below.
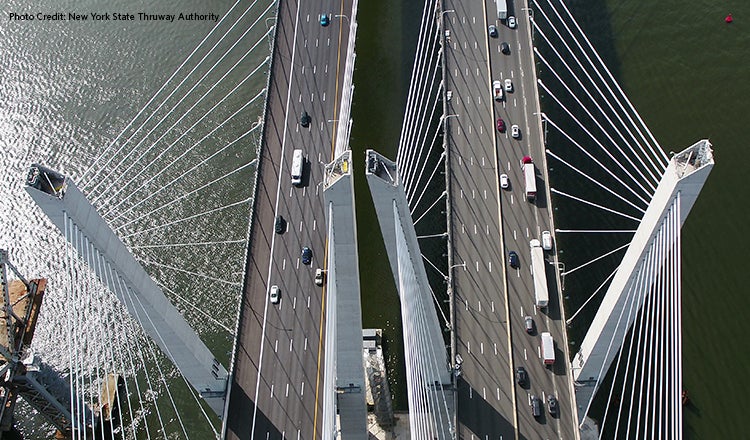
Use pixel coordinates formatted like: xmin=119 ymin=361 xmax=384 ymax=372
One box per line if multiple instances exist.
xmin=726 ymin=14 xmax=733 ymax=23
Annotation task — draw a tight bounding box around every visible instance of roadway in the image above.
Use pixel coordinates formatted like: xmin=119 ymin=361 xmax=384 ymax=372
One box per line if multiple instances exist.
xmin=444 ymin=0 xmax=577 ymax=438
xmin=224 ymin=0 xmax=353 ymax=438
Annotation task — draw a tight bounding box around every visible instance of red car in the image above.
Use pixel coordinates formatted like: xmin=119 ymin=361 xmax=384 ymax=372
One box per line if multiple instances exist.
xmin=496 ymin=117 xmax=506 ymax=132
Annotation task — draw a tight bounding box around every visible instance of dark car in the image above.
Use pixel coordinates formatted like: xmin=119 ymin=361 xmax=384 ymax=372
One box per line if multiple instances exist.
xmin=301 ymin=246 xmax=312 ymax=265
xmin=488 ymin=24 xmax=498 ymax=38
xmin=508 ymin=250 xmax=519 ymax=268
xmin=496 ymin=117 xmax=506 ymax=132
xmin=320 ymin=13 xmax=330 ymax=26
xmin=274 ymin=215 xmax=285 ymax=234
xmin=547 ymin=395 xmax=558 ymax=416
xmin=515 ymin=366 xmax=528 ymax=387
xmin=300 ymin=110 xmax=311 ymax=127
xmin=501 ymin=41 xmax=510 ymax=54
xmin=531 ymin=395 xmax=542 ymax=418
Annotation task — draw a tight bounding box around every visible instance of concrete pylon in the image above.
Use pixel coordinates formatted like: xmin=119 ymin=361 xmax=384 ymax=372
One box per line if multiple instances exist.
xmin=24 ymin=165 xmax=228 ymax=416
xmin=322 ymin=151 xmax=368 ymax=439
xmin=365 ymin=150 xmax=453 ymax=439
xmin=571 ymin=140 xmax=713 ymax=424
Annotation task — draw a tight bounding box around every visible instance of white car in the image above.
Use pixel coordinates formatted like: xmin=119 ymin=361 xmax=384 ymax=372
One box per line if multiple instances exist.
xmin=492 ymin=80 xmax=503 ymax=102
xmin=500 ymin=173 xmax=509 ymax=189
xmin=511 ymin=124 xmax=520 ymax=138
xmin=508 ymin=16 xmax=517 ymax=29
xmin=315 ymin=268 xmax=325 ymax=286
xmin=504 ymin=78 xmax=513 ymax=92
xmin=541 ymin=231 xmax=553 ymax=251
xmin=270 ymin=285 xmax=280 ymax=304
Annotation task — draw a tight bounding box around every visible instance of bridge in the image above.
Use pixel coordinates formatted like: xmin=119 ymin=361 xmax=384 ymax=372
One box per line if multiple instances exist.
xmin=4 ymin=0 xmax=711 ymax=439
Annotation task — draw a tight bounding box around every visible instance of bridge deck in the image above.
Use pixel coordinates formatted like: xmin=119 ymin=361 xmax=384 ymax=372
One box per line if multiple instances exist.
xmin=224 ymin=0 xmax=354 ymax=438
xmin=442 ymin=0 xmax=577 ymax=438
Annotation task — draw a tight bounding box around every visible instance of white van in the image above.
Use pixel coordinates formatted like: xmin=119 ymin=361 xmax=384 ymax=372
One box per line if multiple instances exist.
xmin=291 ymin=149 xmax=303 ymax=186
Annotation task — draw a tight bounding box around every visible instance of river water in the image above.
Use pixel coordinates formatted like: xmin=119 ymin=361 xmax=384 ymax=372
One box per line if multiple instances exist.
xmin=0 ymin=0 xmax=745 ymax=437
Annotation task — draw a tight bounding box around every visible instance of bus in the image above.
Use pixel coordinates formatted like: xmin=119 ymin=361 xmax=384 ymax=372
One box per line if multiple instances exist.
xmin=291 ymin=149 xmax=303 ymax=186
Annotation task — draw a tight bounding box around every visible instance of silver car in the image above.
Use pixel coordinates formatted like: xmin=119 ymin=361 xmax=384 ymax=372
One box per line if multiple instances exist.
xmin=511 ymin=124 xmax=520 ymax=138
xmin=508 ymin=16 xmax=517 ymax=29
xmin=270 ymin=285 xmax=280 ymax=304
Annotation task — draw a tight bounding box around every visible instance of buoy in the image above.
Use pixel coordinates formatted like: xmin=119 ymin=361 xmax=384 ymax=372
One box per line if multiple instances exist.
xmin=725 ymin=14 xmax=733 ymax=23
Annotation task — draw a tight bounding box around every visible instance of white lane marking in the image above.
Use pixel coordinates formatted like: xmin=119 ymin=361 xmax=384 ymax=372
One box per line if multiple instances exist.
xmin=302 ymin=186 xmax=306 ymax=197
xmin=270 ymin=384 xmax=274 ymax=398
xmin=480 ymin=342 xmax=484 ymax=354
xmin=476 ymin=261 xmax=480 ymax=272
xmin=474 ymin=224 xmax=477 ymax=235
xmin=315 ymin=38 xmax=319 ymax=47
xmin=289 ymin=186 xmax=293 ymax=197
xmin=488 ymin=260 xmax=492 ymax=273
xmin=462 ymin=224 xmax=465 ymax=234
xmin=455 ymin=68 xmax=459 ymax=77
xmin=482 ymin=157 xmax=486 ymax=167
xmin=313 ymin=219 xmax=317 ymax=231
xmin=301 ymin=381 xmax=305 ymax=396
xmin=304 ymin=337 xmax=308 ymax=351
xmin=494 ymin=342 xmax=498 ymax=355
xmin=274 ymin=340 xmax=278 ymax=353
xmin=285 ymin=383 xmax=289 ymax=397
xmin=458 ymin=156 xmax=463 ymax=166
xmin=510 ymin=194 xmax=514 ymax=204
xmin=513 ymin=230 xmax=517 ymax=240
xmin=511 ymin=70 xmax=515 ymax=78
xmin=514 ymin=98 xmax=518 ymax=107
xmin=325 ymin=64 xmax=328 ymax=74
xmin=282 ymin=259 xmax=286 ymax=270
xmin=486 ymin=224 xmax=489 ymax=235
xmin=296 ymin=258 xmax=300 ymax=269
xmin=526 ymin=227 xmax=530 ymax=237
xmin=310 ymin=92 xmax=315 ymax=102
xmin=307 ymin=295 xmax=311 ymax=308
xmin=323 ymin=92 xmax=326 ymax=102
xmin=472 ymin=189 xmax=476 ymax=199
xmin=475 ymin=40 xmax=478 ymax=50
xmin=469 ymin=387 xmax=473 ymax=399
xmin=478 ymin=301 xmax=482 ymax=313
xmin=467 ymin=341 xmax=471 ymax=354
xmin=497 ymin=388 xmax=501 ymax=401
xmin=313 ymin=65 xmax=316 ymax=74
xmin=524 ymin=348 xmax=528 ymax=360
xmin=476 ymin=67 xmax=480 ymax=76
xmin=289 ymin=338 xmax=293 ymax=352
xmin=460 ymin=189 xmax=464 ymax=199
xmin=293 ymin=296 xmax=297 ymax=309
xmin=521 ymin=306 xmax=525 ymax=316
xmin=327 ymin=37 xmax=330 ymax=47
xmin=465 ymin=298 xmax=469 ymax=310
xmin=483 ymin=387 xmax=487 ymax=400
xmin=301 ymin=65 xmax=305 ymax=74
xmin=492 ymin=301 xmax=496 ymax=313
xmin=537 ymin=345 xmax=542 ymax=359
xmin=472 ymin=16 xmax=476 ymax=24
xmin=300 ymin=221 xmax=303 ymax=232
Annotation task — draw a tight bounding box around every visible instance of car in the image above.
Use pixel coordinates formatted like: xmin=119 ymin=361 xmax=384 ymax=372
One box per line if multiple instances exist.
xmin=319 ymin=13 xmax=330 ymax=26
xmin=301 ymin=247 xmax=312 ymax=265
xmin=500 ymin=173 xmax=509 ymax=189
xmin=496 ymin=117 xmax=506 ymax=132
xmin=542 ymin=230 xmax=553 ymax=251
xmin=547 ymin=395 xmax=558 ymax=416
xmin=531 ymin=395 xmax=542 ymax=418
xmin=511 ymin=124 xmax=520 ymax=138
xmin=501 ymin=41 xmax=510 ymax=54
xmin=274 ymin=215 xmax=285 ymax=234
xmin=300 ymin=110 xmax=311 ymax=127
xmin=504 ymin=78 xmax=513 ymax=92
xmin=508 ymin=250 xmax=519 ymax=268
xmin=508 ymin=16 xmax=517 ymax=29
xmin=315 ymin=268 xmax=325 ymax=286
xmin=524 ymin=315 xmax=534 ymax=334
xmin=488 ymin=24 xmax=498 ymax=38
xmin=270 ymin=285 xmax=280 ymax=304
xmin=515 ymin=366 xmax=528 ymax=387
xmin=492 ymin=80 xmax=503 ymax=102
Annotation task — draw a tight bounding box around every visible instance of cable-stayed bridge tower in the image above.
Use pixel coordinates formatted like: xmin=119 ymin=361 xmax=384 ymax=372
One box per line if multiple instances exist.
xmin=24 ymin=164 xmax=228 ymax=416
xmin=571 ymin=140 xmax=713 ymax=424
xmin=365 ymin=150 xmax=454 ymax=439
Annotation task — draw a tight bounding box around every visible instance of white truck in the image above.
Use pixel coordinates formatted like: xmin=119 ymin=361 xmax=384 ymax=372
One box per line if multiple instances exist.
xmin=496 ymin=0 xmax=508 ymax=20
xmin=541 ymin=332 xmax=555 ymax=365
xmin=530 ymin=239 xmax=549 ymax=309
xmin=523 ymin=162 xmax=536 ymax=202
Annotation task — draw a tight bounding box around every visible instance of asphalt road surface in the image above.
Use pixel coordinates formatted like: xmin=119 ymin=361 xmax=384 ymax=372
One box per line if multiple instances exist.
xmin=444 ymin=0 xmax=577 ymax=438
xmin=224 ymin=0 xmax=353 ymax=438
